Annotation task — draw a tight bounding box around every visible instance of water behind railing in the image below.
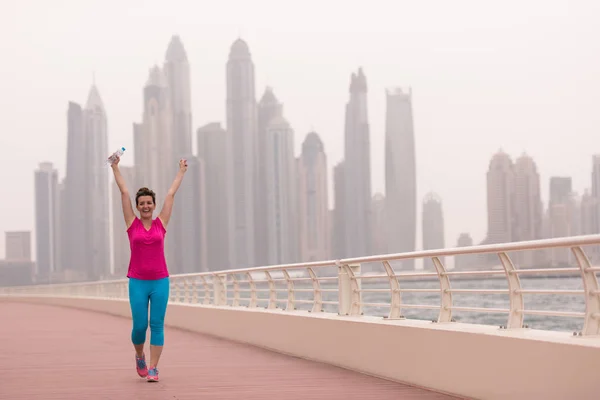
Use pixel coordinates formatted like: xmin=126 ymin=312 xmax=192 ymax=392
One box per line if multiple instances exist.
xmin=225 ymin=275 xmax=585 ymax=333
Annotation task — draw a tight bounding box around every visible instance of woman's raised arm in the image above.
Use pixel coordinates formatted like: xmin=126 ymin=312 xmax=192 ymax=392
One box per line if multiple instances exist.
xmin=110 ymin=156 xmax=136 ymax=228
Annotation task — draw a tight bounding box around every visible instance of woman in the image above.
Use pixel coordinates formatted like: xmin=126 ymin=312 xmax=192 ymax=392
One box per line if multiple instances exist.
xmin=111 ymin=155 xmax=187 ymax=382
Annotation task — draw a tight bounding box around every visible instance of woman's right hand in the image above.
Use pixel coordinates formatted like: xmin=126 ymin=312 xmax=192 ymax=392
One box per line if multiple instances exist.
xmin=110 ymin=155 xmax=121 ymax=168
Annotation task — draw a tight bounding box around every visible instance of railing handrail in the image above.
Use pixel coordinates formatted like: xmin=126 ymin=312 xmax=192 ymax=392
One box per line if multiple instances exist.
xmin=7 ymin=234 xmax=600 ymax=289
xmin=345 ymin=234 xmax=600 ymax=263
xmin=3 ymin=233 xmax=600 ymax=336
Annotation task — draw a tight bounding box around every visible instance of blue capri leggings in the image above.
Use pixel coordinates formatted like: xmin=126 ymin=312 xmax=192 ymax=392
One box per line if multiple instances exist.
xmin=128 ymin=277 xmax=170 ymax=346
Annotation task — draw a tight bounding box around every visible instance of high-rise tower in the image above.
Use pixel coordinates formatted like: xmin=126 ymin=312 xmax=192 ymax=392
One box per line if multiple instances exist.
xmin=62 ymin=102 xmax=87 ymax=277
xmin=197 ymin=122 xmax=232 ymax=270
xmin=513 ymin=154 xmax=543 ymax=267
xmin=256 ymin=87 xmax=283 ymax=266
xmin=385 ymin=87 xmax=417 ymax=269
xmin=164 ymin=35 xmax=192 ymax=161
xmin=485 ymin=150 xmax=515 ymax=245
xmin=34 ymin=162 xmax=59 ymax=282
xmin=343 ymin=68 xmax=372 ymax=258
xmin=265 ymin=116 xmax=297 ymax=264
xmin=422 ymin=193 xmax=445 ymax=270
xmin=164 ymin=36 xmax=196 ymax=274
xmin=297 ymin=132 xmax=330 ymax=262
xmin=136 ymin=66 xmax=173 ymax=203
xmin=226 ymin=38 xmax=257 ymax=268
xmin=62 ymin=85 xmax=110 ymax=281
xmin=332 ymin=162 xmax=346 ymax=259
xmin=84 ymin=85 xmax=110 ymax=280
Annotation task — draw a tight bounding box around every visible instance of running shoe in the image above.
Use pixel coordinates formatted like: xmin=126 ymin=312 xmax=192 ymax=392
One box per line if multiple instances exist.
xmin=147 ymin=367 xmax=159 ymax=382
xmin=135 ymin=354 xmax=148 ymax=378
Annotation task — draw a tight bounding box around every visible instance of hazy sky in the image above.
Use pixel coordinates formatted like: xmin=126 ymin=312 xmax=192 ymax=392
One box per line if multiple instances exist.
xmin=1 ymin=0 xmax=599 ymax=260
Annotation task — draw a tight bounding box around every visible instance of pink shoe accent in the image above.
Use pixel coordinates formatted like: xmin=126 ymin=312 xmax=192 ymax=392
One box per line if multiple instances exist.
xmin=147 ymin=367 xmax=159 ymax=382
xmin=135 ymin=354 xmax=148 ymax=378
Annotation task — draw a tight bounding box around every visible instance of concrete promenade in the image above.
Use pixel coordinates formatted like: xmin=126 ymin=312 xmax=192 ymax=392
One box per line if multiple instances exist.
xmin=0 ymin=302 xmax=458 ymax=399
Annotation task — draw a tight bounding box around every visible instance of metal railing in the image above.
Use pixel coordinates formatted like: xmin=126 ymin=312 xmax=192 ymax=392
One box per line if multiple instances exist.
xmin=2 ymin=234 xmax=600 ymax=335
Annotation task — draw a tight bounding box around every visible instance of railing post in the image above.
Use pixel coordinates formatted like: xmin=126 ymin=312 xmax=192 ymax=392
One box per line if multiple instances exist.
xmin=246 ymin=272 xmax=258 ymax=308
xmin=191 ymin=278 xmax=198 ymax=304
xmin=307 ymin=267 xmax=323 ymax=313
xmin=264 ymin=271 xmax=277 ymax=309
xmin=432 ymin=256 xmax=453 ymax=323
xmin=382 ymin=261 xmax=402 ymax=319
xmin=212 ymin=275 xmax=227 ymax=306
xmin=231 ymin=275 xmax=240 ymax=307
xmin=283 ymin=270 xmax=295 ymax=311
xmin=572 ymin=246 xmax=600 ymax=335
xmin=498 ymin=252 xmax=524 ymax=329
xmin=199 ymin=276 xmax=211 ymax=305
xmin=338 ymin=262 xmax=361 ymax=316
xmin=182 ymin=278 xmax=190 ymax=303
xmin=169 ymin=279 xmax=177 ymax=303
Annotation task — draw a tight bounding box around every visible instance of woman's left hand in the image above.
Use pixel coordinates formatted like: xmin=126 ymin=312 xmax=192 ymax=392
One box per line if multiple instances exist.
xmin=179 ymin=158 xmax=188 ymax=173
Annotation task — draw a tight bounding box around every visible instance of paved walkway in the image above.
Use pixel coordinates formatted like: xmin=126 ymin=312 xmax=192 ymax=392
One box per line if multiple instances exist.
xmin=0 ymin=302 xmax=460 ymax=399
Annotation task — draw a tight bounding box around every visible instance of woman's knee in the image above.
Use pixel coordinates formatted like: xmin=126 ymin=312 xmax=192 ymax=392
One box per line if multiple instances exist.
xmin=149 ymin=319 xmax=165 ymax=346
xmin=131 ymin=325 xmax=147 ymax=345
xmin=149 ymin=317 xmax=164 ymax=333
xmin=133 ymin=319 xmax=148 ymax=332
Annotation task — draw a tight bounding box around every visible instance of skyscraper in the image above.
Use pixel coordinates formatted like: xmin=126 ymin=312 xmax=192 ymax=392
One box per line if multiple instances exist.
xmin=549 ymin=177 xmax=572 ymax=208
xmin=84 ymin=85 xmax=110 ymax=280
xmin=34 ymin=162 xmax=59 ymax=281
xmin=226 ymin=38 xmax=257 ymax=268
xmin=454 ymin=233 xmax=478 ymax=270
xmin=370 ymin=193 xmax=387 ymax=256
xmin=57 ymin=178 xmax=67 ymax=275
xmin=135 ymin=66 xmax=173 ymax=206
xmin=265 ymin=116 xmax=297 ymax=264
xmin=485 ymin=151 xmax=515 ymax=245
xmin=5 ymin=231 xmax=31 ymax=261
xmin=343 ymin=68 xmax=372 ymax=258
xmin=581 ymin=190 xmax=597 ymax=235
xmin=134 ymin=66 xmax=173 ymax=266
xmin=297 ymin=132 xmax=330 ymax=262
xmin=256 ymin=87 xmax=283 ymax=266
xmin=197 ymin=122 xmax=232 ymax=270
xmin=512 ymin=154 xmax=543 ymax=267
xmin=385 ymin=87 xmax=417 ymax=269
xmin=164 ymin=35 xmax=192 ymax=162
xmin=164 ymin=36 xmax=194 ymax=274
xmin=332 ymin=162 xmax=346 ymax=259
xmin=176 ymin=156 xmax=208 ymax=273
xmin=62 ymin=102 xmax=87 ymax=277
xmin=548 ymin=177 xmax=574 ymax=266
xmin=422 ymin=193 xmax=445 ymax=270
xmin=580 ymin=189 xmax=599 ymax=264
xmin=513 ymin=154 xmax=542 ymax=241
xmin=61 ymin=85 xmax=109 ymax=281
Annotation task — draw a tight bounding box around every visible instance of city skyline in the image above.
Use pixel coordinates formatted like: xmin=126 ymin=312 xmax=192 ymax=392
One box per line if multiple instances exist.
xmin=10 ymin=39 xmax=600 ymax=261
xmin=2 ymin=1 xmax=600 ymax=264
xmin=23 ymin=31 xmax=600 ymax=279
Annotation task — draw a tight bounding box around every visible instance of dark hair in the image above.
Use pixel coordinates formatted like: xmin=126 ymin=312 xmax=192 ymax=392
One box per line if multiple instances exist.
xmin=136 ymin=187 xmax=156 ymax=206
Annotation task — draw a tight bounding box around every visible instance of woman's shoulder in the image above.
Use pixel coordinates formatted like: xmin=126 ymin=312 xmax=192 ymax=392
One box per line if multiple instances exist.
xmin=155 ymin=217 xmax=167 ymax=233
xmin=126 ymin=216 xmax=140 ymax=232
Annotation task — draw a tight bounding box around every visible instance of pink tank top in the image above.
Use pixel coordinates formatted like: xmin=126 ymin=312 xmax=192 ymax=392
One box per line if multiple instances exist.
xmin=126 ymin=217 xmax=169 ymax=280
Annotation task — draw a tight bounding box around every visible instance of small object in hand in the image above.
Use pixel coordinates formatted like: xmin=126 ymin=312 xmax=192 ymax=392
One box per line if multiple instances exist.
xmin=106 ymin=147 xmax=126 ymax=166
